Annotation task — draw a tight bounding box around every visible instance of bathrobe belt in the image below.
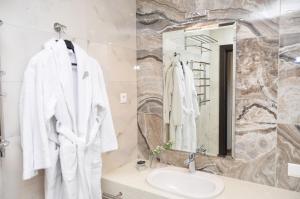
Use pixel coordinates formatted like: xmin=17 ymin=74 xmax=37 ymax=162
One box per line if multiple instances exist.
xmin=55 ymin=116 xmax=102 ymax=147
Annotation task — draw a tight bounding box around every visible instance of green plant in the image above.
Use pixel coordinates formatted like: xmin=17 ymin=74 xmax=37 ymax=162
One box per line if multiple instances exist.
xmin=150 ymin=141 xmax=173 ymax=156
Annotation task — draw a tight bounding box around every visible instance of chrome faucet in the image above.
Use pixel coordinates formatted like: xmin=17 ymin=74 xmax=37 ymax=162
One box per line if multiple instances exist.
xmin=184 ymin=153 xmax=196 ymax=173
xmin=184 ymin=146 xmax=207 ymax=173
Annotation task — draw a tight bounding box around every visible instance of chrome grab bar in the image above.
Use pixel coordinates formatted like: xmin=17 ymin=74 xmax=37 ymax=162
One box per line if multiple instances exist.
xmin=102 ymin=192 xmax=123 ymax=199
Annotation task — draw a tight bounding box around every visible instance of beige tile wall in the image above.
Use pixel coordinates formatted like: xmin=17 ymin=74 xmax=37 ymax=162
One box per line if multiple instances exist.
xmin=0 ymin=0 xmax=137 ymax=198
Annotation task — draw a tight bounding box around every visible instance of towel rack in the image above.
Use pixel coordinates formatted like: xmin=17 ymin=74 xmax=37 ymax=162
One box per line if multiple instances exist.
xmin=185 ymin=34 xmax=217 ymax=54
xmin=189 ymin=61 xmax=210 ymax=106
xmin=102 ymin=192 xmax=123 ymax=199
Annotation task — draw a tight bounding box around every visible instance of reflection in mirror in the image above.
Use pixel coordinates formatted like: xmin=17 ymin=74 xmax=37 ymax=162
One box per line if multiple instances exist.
xmin=163 ymin=22 xmax=236 ymax=157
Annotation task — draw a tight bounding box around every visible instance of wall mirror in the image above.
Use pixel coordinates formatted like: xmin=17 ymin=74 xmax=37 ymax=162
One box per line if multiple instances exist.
xmin=163 ymin=22 xmax=236 ymax=157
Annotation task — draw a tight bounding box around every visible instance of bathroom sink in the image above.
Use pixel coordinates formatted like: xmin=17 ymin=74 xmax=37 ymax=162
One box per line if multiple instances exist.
xmin=147 ymin=167 xmax=224 ymax=199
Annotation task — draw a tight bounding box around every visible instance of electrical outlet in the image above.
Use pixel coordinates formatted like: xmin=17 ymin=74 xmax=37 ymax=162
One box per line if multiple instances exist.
xmin=120 ymin=93 xmax=128 ymax=104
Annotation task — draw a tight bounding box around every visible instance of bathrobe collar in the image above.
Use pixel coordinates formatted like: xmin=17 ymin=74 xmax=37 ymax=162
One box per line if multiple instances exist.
xmin=45 ymin=39 xmax=92 ymax=134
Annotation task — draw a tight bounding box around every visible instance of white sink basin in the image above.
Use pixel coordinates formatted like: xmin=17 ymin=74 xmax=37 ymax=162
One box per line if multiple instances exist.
xmin=147 ymin=167 xmax=224 ymax=199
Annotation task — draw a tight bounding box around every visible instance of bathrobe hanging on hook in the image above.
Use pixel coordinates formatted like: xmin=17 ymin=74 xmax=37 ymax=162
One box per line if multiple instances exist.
xmin=20 ymin=38 xmax=118 ymax=199
xmin=164 ymin=58 xmax=199 ymax=152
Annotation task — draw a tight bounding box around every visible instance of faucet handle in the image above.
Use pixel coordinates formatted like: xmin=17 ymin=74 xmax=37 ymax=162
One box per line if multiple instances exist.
xmin=196 ymin=145 xmax=207 ymax=155
xmin=189 ymin=152 xmax=196 ymax=160
xmin=184 ymin=152 xmax=196 ymax=165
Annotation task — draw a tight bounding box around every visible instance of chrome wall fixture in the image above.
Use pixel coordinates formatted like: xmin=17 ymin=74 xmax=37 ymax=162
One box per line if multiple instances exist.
xmin=189 ymin=60 xmax=210 ymax=106
xmin=53 ymin=22 xmax=67 ymax=39
xmin=102 ymin=192 xmax=123 ymax=199
xmin=185 ymin=34 xmax=218 ymax=54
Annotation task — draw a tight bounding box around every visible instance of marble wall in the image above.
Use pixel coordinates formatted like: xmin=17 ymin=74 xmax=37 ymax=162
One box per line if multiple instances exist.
xmin=137 ymin=0 xmax=300 ymax=191
xmin=0 ymin=0 xmax=136 ymax=198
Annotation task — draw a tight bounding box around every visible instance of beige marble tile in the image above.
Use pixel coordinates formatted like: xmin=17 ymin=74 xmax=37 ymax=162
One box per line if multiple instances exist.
xmin=236 ymin=20 xmax=279 ymax=40
xmin=102 ymin=81 xmax=137 ymax=174
xmin=235 ymin=122 xmax=277 ymax=161
xmin=137 ymin=56 xmax=164 ymax=159
xmin=137 ymin=21 xmax=162 ymax=49
xmin=217 ymin=149 xmax=277 ymax=186
xmin=137 ymin=59 xmax=163 ymax=97
xmin=0 ymin=160 xmax=2 ymax=199
xmin=206 ymin=0 xmax=280 ymax=40
xmin=276 ymin=124 xmax=300 ymax=192
xmin=0 ymin=0 xmax=88 ymax=40
xmin=236 ymin=98 xmax=277 ymax=124
xmin=86 ymin=0 xmax=136 ymax=48
xmin=277 ymin=2 xmax=300 ymax=124
xmin=281 ymin=0 xmax=300 ymax=15
xmin=2 ymin=136 xmax=44 ymax=199
xmin=137 ymin=0 xmax=189 ymax=22
xmin=1 ymin=82 xmax=21 ymax=138
xmin=0 ymin=24 xmax=54 ymax=82
xmin=278 ymin=45 xmax=300 ymax=124
xmin=87 ymin=42 xmax=137 ymax=82
xmin=138 ymin=110 xmax=163 ymax=159
xmin=236 ymin=37 xmax=278 ymax=100
xmin=280 ymin=2 xmax=300 ymax=35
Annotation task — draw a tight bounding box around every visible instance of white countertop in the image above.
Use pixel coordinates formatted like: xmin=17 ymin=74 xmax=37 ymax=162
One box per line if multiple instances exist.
xmin=102 ymin=161 xmax=300 ymax=199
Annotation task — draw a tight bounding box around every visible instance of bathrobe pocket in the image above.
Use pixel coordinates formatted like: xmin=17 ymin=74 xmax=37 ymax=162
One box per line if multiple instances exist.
xmin=90 ymin=141 xmax=102 ymax=169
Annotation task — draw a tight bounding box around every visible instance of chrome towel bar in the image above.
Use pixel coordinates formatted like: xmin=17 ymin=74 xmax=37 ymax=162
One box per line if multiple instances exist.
xmin=102 ymin=192 xmax=123 ymax=199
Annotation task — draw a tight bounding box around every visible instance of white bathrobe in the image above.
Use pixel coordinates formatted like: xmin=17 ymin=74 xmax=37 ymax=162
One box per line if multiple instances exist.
xmin=164 ymin=59 xmax=199 ymax=152
xmin=20 ymin=39 xmax=118 ymax=199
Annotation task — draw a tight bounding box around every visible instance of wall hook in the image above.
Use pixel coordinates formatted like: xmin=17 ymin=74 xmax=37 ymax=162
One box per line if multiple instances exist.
xmin=53 ymin=22 xmax=67 ymax=39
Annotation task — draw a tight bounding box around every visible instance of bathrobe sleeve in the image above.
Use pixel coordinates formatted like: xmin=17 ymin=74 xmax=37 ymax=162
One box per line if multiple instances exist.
xmin=20 ymin=56 xmax=51 ymax=180
xmin=192 ymin=87 xmax=200 ymax=118
xmin=94 ymin=61 xmax=118 ymax=153
xmin=163 ymin=65 xmax=173 ymax=124
xmin=190 ymin=70 xmax=200 ymax=118
xmin=171 ymin=66 xmax=183 ymax=126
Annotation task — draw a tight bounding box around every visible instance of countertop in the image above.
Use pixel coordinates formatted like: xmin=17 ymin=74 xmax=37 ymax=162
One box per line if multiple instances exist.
xmin=102 ymin=161 xmax=300 ymax=199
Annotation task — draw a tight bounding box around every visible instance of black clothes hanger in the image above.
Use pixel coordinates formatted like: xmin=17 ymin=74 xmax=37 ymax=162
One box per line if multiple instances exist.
xmin=64 ymin=40 xmax=77 ymax=66
xmin=64 ymin=40 xmax=75 ymax=53
xmin=53 ymin=23 xmax=76 ymax=65
xmin=180 ymin=61 xmax=185 ymax=75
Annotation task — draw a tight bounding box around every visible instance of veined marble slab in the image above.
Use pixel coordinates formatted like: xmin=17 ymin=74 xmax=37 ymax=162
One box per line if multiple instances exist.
xmin=136 ymin=0 xmax=300 ymax=192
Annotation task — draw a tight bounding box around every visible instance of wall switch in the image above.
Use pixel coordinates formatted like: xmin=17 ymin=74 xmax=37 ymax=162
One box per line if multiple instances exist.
xmin=120 ymin=93 xmax=128 ymax=104
xmin=288 ymin=163 xmax=300 ymax=178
